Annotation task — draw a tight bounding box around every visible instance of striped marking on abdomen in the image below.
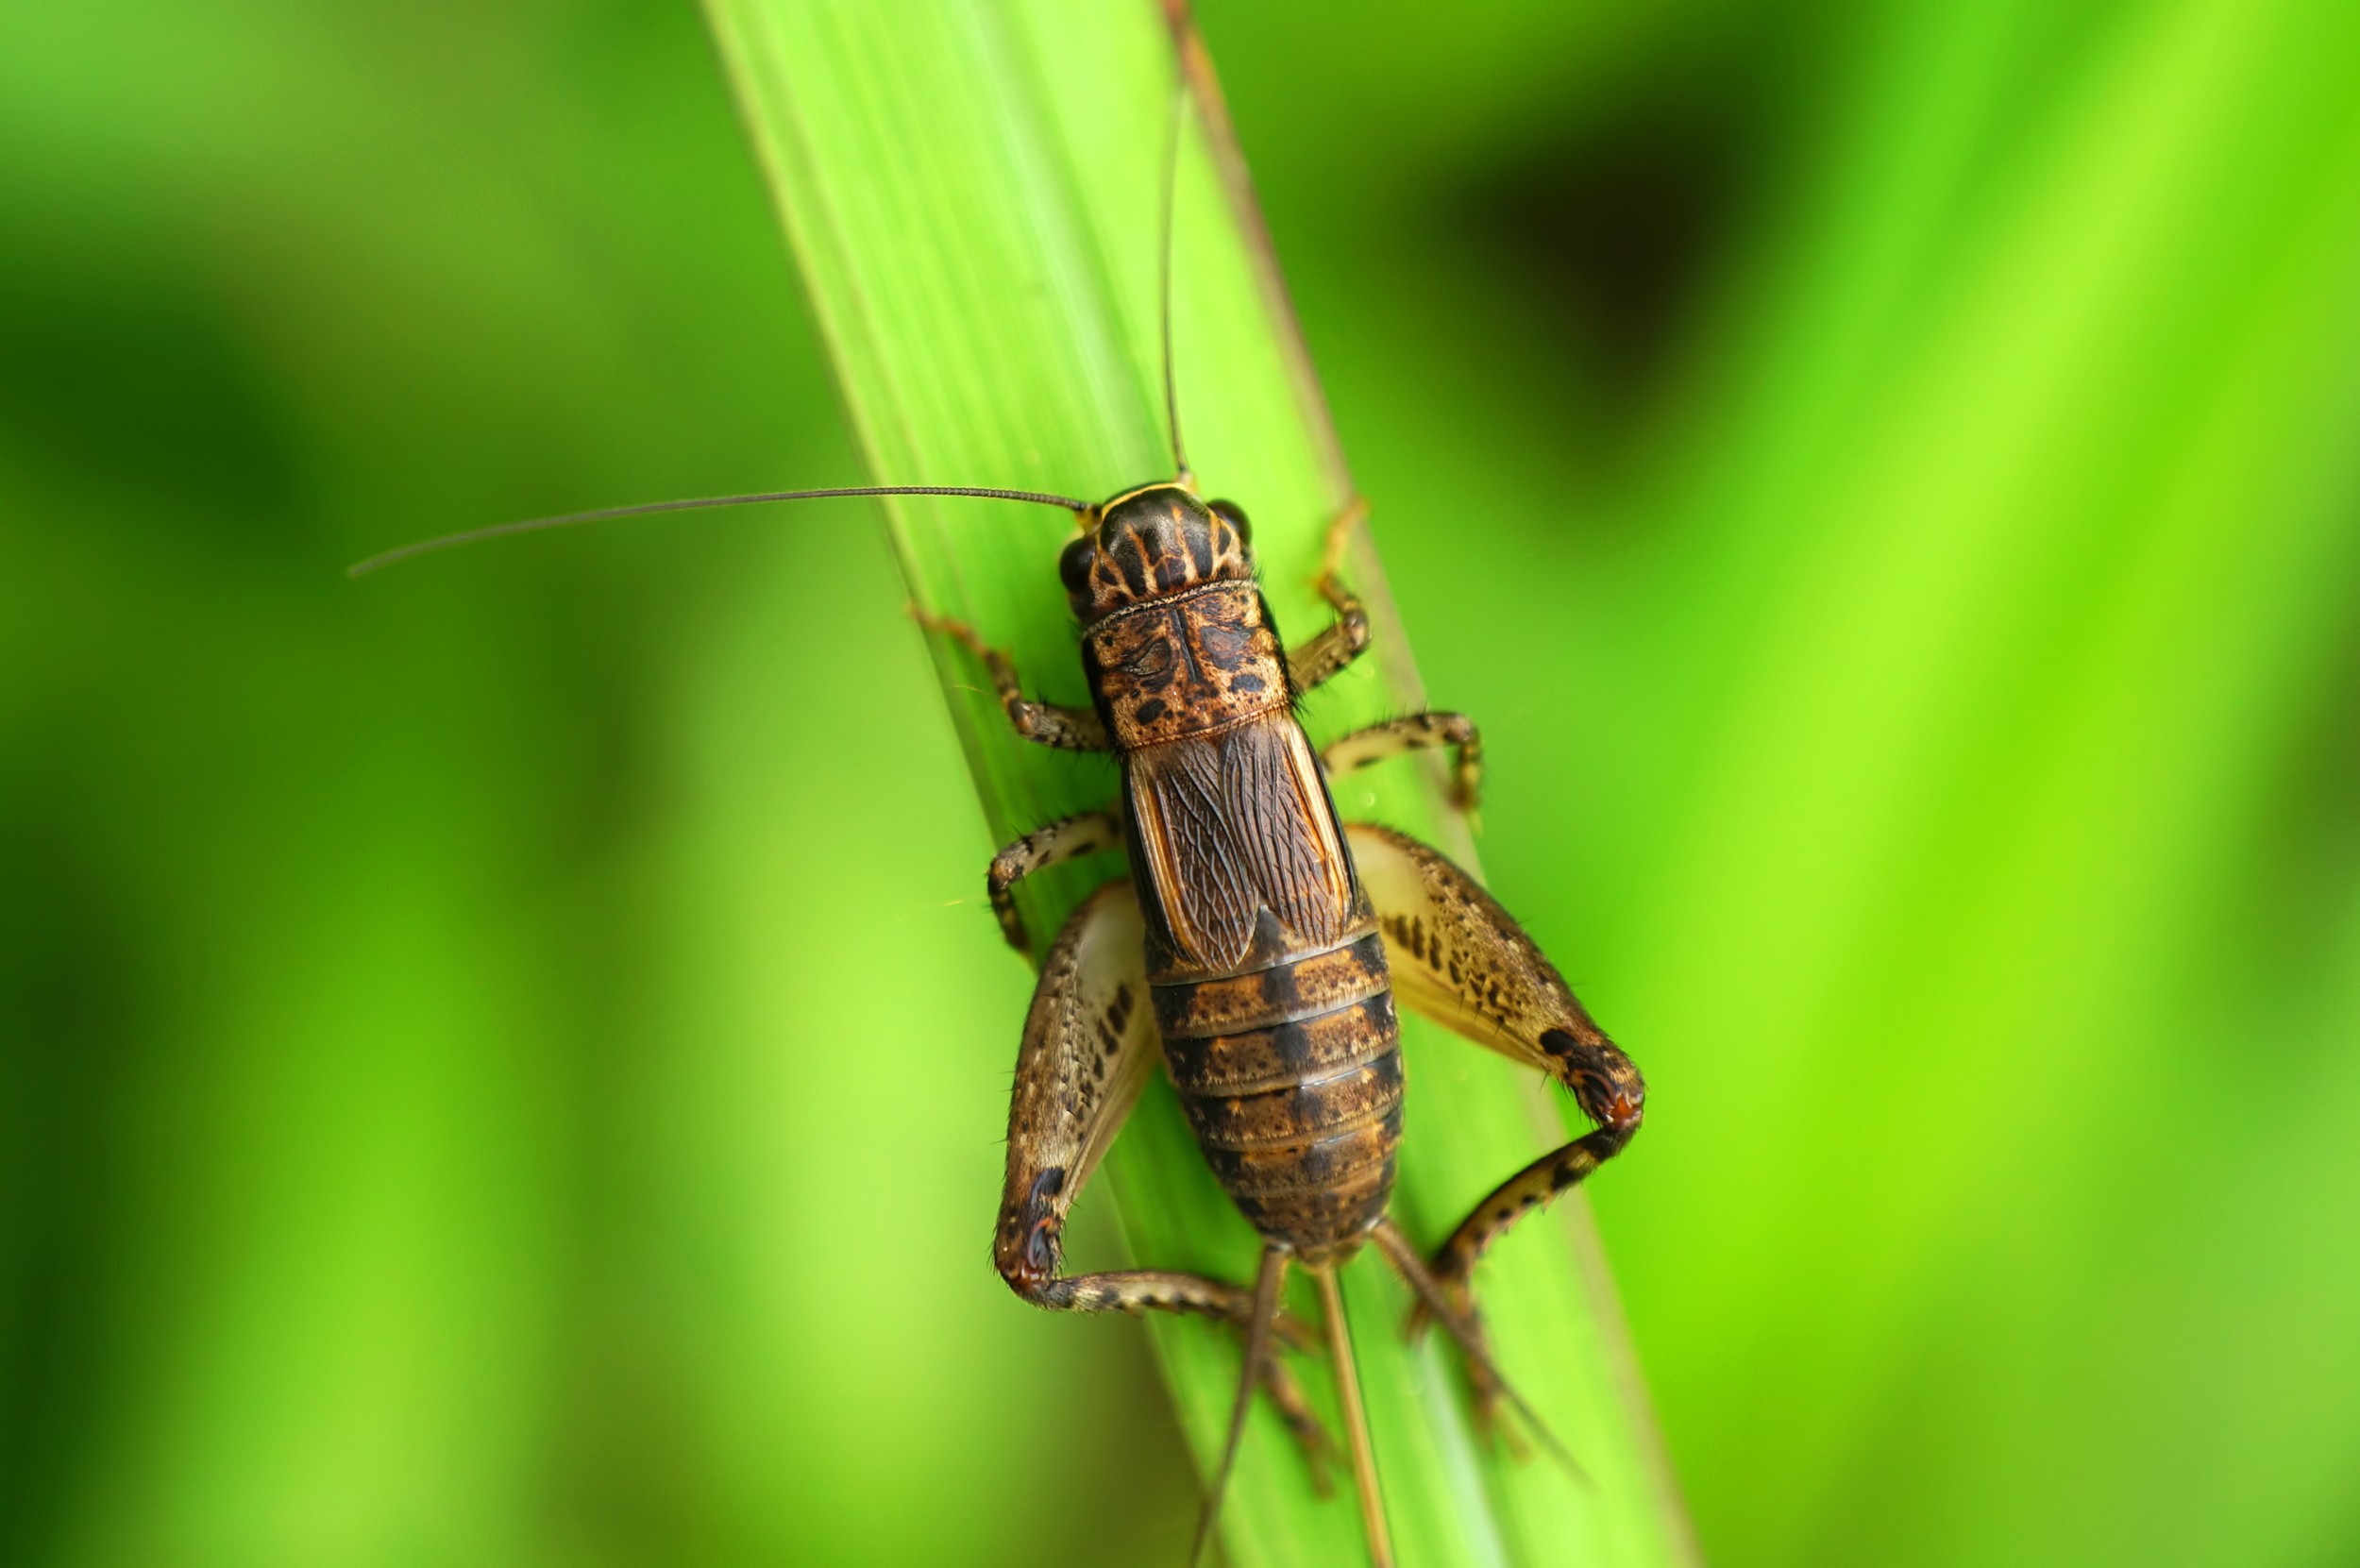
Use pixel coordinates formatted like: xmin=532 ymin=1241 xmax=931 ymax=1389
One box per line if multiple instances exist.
xmin=1154 ymin=927 xmax=1403 ymax=1256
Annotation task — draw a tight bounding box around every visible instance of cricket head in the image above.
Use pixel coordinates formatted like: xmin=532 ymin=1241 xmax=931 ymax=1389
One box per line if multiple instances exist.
xmin=1061 ymin=482 xmax=1255 ymax=624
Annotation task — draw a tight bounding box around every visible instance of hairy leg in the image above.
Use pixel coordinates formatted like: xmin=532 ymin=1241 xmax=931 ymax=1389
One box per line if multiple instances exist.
xmin=1286 ymin=498 xmax=1373 ymax=693
xmin=913 ymin=605 xmax=1109 ymax=750
xmin=996 ymin=884 xmax=1332 ymax=1479
xmin=1323 ymin=711 xmax=1484 ymax=812
xmin=986 ymin=809 xmax=1121 ymax=953
xmin=1348 ymin=823 xmax=1645 ymax=1443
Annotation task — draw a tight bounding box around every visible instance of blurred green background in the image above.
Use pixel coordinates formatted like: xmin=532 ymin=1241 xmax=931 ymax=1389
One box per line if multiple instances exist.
xmin=6 ymin=0 xmax=2359 ymax=1564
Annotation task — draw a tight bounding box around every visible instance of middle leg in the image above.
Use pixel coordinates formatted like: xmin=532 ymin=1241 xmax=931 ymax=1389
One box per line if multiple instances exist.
xmin=987 ymin=808 xmax=1121 ymax=954
xmin=1323 ymin=712 xmax=1485 ymax=812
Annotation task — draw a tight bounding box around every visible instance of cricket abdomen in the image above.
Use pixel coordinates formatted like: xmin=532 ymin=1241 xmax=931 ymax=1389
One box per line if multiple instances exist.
xmin=1153 ymin=926 xmax=1403 ymax=1263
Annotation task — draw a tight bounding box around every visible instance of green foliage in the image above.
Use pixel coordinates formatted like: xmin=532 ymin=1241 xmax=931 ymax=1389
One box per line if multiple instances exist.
xmin=5 ymin=0 xmax=2360 ymax=1565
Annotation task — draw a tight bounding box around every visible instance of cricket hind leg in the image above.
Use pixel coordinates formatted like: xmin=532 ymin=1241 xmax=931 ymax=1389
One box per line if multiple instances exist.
xmin=1393 ymin=1023 xmax=1640 ymax=1382
xmin=1345 ymin=822 xmax=1644 ymax=1450
xmin=1285 ymin=497 xmax=1373 ymax=693
xmin=911 ymin=605 xmax=1110 ymax=750
xmin=987 ymin=808 xmax=1121 ymax=954
xmin=1322 ymin=711 xmax=1485 ymax=813
xmin=997 ymin=882 xmax=1335 ymax=1484
xmin=1419 ymin=1105 xmax=1637 ymax=1321
xmin=1019 ymin=1267 xmax=1336 ymax=1486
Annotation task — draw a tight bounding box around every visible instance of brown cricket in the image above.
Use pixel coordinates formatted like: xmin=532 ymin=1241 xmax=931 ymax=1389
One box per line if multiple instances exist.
xmin=932 ymin=471 xmax=1644 ymax=1566
xmin=346 ymin=52 xmax=1645 ymax=1568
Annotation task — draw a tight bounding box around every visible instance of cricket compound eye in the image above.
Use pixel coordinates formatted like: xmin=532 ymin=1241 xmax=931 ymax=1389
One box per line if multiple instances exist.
xmin=1206 ymin=498 xmax=1251 ymax=544
xmin=1058 ymin=533 xmax=1095 ymax=597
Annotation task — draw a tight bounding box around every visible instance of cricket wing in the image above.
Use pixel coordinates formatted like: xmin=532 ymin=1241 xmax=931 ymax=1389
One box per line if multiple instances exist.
xmin=995 ymin=880 xmax=1160 ymax=1290
xmin=1127 ymin=717 xmax=1356 ymax=972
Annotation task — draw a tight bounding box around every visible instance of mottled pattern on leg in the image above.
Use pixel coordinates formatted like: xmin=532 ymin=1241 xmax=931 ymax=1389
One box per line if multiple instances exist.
xmin=1350 ymin=826 xmax=1644 ymax=1458
xmin=1286 ymin=497 xmax=1372 ymax=693
xmin=1322 ymin=711 xmax=1484 ymax=812
xmin=1034 ymin=1268 xmax=1264 ymax=1328
xmin=986 ymin=809 xmax=1121 ymax=953
xmin=1430 ymin=1079 xmax=1637 ymax=1289
xmin=1345 ymin=823 xmax=1644 ymax=1125
xmin=913 ymin=605 xmax=1109 ymax=750
xmin=995 ymin=887 xmax=1329 ymax=1475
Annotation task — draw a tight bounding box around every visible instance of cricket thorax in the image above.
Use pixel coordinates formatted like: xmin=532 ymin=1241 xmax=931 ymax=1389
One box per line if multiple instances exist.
xmin=1083 ymin=582 xmax=1289 ymax=750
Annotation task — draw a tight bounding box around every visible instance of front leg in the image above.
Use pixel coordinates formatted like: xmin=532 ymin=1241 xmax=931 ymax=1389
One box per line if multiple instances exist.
xmin=1323 ymin=712 xmax=1484 ymax=812
xmin=913 ymin=607 xmax=1109 ymax=750
xmin=987 ymin=809 xmax=1121 ymax=953
xmin=1285 ymin=497 xmax=1373 ymax=693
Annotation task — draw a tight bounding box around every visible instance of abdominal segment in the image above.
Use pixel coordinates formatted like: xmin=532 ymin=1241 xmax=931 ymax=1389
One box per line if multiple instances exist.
xmin=1154 ymin=927 xmax=1404 ymax=1261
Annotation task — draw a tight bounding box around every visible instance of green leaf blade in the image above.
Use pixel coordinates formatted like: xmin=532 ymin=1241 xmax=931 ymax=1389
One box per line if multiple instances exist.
xmin=700 ymin=3 xmax=1695 ymax=1562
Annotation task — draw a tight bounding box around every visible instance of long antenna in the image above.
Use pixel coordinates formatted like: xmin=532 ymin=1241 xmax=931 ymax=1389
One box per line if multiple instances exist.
xmin=1158 ymin=77 xmax=1191 ymax=487
xmin=346 ymin=484 xmax=1090 ymax=578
